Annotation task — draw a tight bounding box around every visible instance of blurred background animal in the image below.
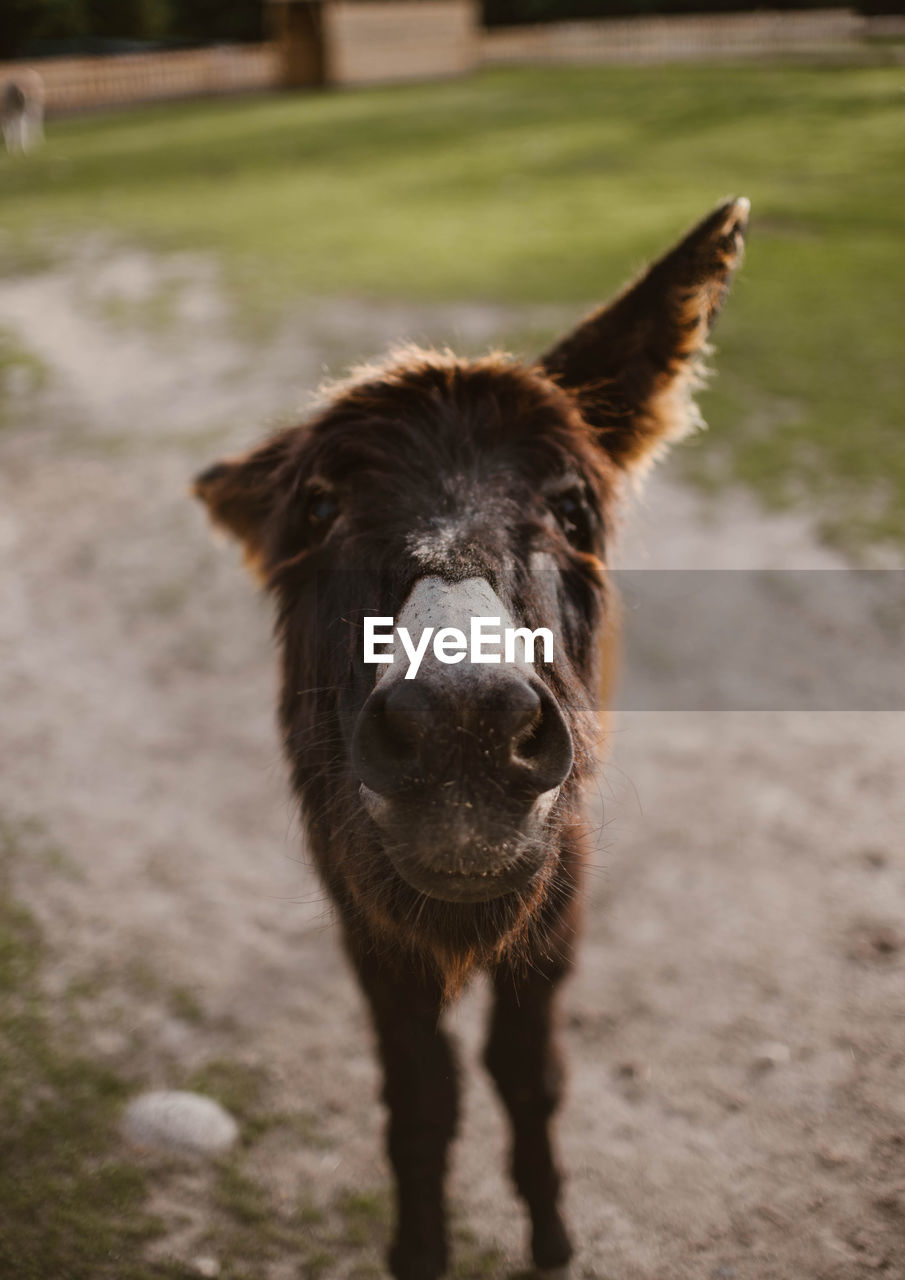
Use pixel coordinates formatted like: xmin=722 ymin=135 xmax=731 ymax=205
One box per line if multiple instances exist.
xmin=2 ymin=69 xmax=44 ymax=154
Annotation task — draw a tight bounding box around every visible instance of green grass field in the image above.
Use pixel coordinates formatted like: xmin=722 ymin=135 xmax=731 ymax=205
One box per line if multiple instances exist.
xmin=2 ymin=64 xmax=904 ymax=549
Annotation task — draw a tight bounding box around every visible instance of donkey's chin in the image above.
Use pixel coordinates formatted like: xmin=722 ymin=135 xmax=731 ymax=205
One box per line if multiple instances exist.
xmin=359 ymin=784 xmax=557 ymax=903
xmin=390 ymin=854 xmax=545 ymax=904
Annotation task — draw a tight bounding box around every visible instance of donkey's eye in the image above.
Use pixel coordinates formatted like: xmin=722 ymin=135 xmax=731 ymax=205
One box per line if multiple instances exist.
xmin=550 ymin=488 xmax=595 ymax=552
xmin=304 ymin=487 xmax=339 ymax=536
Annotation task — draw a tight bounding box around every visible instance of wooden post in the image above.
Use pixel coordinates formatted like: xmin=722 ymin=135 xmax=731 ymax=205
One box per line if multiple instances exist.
xmin=267 ymin=0 xmax=328 ymax=88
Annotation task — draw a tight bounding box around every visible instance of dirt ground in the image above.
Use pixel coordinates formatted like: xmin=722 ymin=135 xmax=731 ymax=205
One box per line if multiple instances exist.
xmin=1 ymin=244 xmax=904 ymax=1280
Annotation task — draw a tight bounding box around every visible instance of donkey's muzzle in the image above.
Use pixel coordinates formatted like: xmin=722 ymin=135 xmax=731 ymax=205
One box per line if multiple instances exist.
xmin=352 ymin=671 xmax=572 ymax=803
xmin=351 ymin=667 xmax=573 ymax=902
xmin=349 ymin=574 xmax=574 ymax=901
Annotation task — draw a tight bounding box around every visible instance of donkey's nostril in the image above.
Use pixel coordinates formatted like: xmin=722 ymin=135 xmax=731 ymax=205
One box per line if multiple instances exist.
xmin=492 ymin=678 xmax=542 ymax=746
xmin=383 ymin=681 xmax=434 ymax=754
xmin=351 ymin=683 xmax=428 ymax=798
xmin=510 ymin=681 xmax=573 ymax=795
xmin=513 ymin=708 xmax=544 ymax=759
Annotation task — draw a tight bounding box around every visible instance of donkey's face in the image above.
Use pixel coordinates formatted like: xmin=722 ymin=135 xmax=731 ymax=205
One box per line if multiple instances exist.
xmin=291 ymin=359 xmax=610 ymax=908
xmin=196 ymin=199 xmax=747 ymax=952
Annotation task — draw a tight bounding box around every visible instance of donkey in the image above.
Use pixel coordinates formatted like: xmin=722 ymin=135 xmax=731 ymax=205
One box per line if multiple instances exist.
xmin=195 ymin=197 xmax=748 ymax=1279
xmin=1 ymin=70 xmax=44 ymax=155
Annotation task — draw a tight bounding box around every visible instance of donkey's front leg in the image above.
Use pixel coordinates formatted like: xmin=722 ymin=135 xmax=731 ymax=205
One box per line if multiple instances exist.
xmin=484 ymin=950 xmax=574 ymax=1276
xmin=354 ymin=956 xmax=459 ymax=1280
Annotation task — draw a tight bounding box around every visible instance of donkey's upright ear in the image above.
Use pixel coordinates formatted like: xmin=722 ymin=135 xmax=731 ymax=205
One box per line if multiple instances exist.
xmin=193 ymin=430 xmax=295 ymax=575
xmin=540 ymin=197 xmax=749 ymax=473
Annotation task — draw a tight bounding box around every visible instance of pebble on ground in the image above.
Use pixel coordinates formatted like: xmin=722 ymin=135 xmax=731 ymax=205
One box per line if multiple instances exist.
xmin=122 ymin=1089 xmax=239 ymax=1156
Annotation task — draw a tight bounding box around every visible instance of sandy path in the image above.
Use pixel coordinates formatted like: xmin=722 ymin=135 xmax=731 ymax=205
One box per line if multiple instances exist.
xmin=1 ymin=246 xmax=903 ymax=1280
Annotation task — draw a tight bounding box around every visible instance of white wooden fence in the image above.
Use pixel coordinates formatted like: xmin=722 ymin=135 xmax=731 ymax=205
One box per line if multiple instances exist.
xmin=0 ymin=44 xmax=280 ymax=115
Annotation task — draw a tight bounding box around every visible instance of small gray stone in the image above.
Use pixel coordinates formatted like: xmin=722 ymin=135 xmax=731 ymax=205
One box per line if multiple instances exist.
xmin=122 ymin=1090 xmax=238 ymax=1156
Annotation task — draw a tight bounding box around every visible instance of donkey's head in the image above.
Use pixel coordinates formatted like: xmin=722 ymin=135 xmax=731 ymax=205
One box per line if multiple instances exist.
xmin=195 ymin=199 xmax=747 ymax=969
